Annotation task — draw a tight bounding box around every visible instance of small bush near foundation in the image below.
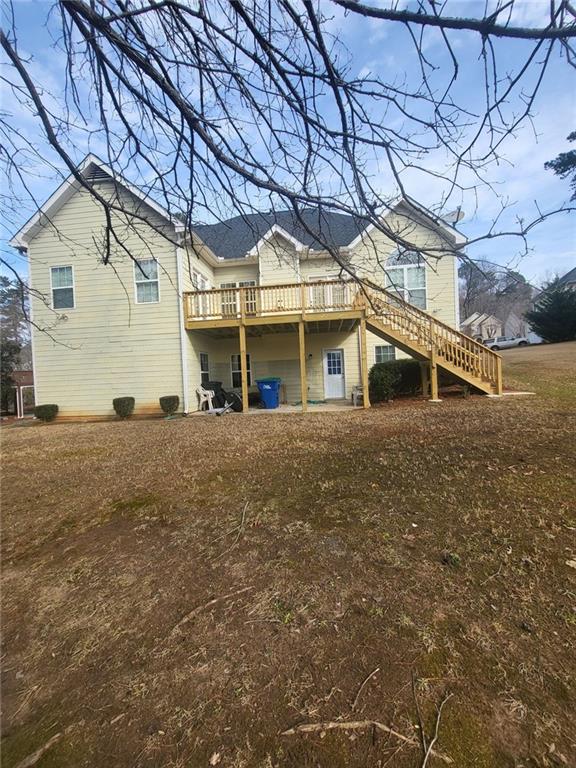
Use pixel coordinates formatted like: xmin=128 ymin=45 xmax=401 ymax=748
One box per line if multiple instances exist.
xmin=392 ymin=359 xmax=421 ymax=395
xmin=369 ymin=363 xmax=402 ymax=402
xmin=159 ymin=395 xmax=179 ymax=415
xmin=34 ymin=404 xmax=59 ymax=422
xmin=113 ymin=397 xmax=135 ymax=419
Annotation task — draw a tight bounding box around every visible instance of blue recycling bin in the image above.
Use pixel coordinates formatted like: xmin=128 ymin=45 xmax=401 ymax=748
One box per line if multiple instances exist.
xmin=256 ymin=377 xmax=281 ymax=409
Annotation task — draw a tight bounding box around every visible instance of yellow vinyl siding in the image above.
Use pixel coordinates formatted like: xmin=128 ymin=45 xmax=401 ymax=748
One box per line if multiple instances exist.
xmin=349 ymin=205 xmax=458 ymax=326
xmin=215 ymin=263 xmax=259 ymax=285
xmin=28 ymin=183 xmax=183 ymax=418
xmin=257 ymin=238 xmax=300 ymax=285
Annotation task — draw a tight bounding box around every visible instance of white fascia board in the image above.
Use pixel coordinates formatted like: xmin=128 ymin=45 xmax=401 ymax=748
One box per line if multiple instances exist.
xmin=247 ymin=224 xmax=306 ymax=256
xmin=10 ymin=154 xmax=177 ymax=249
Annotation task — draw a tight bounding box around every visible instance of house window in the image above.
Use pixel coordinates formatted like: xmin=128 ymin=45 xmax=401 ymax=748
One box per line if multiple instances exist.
xmin=200 ymin=353 xmax=210 ymax=386
xmin=134 ymin=259 xmax=159 ymax=303
xmin=221 ymin=282 xmax=238 ymax=316
xmin=231 ymin=353 xmax=251 ymax=388
xmin=386 ymin=251 xmax=426 ymax=309
xmin=220 ymin=281 xmax=257 ymax=316
xmin=375 ymin=345 xmax=396 ymax=363
xmin=51 ymin=266 xmax=74 ymax=309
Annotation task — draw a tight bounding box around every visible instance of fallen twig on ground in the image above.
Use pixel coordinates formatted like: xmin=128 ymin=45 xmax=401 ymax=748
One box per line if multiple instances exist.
xmin=14 ymin=732 xmax=62 ymax=768
xmin=212 ymin=501 xmax=249 ymax=562
xmin=166 ymin=585 xmax=255 ymax=641
xmin=280 ymin=720 xmax=453 ymax=763
xmin=352 ymin=666 xmax=380 ymax=711
xmin=421 ymin=693 xmax=453 ymax=768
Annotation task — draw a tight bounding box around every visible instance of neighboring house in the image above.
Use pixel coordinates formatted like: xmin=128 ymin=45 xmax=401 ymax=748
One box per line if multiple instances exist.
xmin=461 ymin=311 xmax=531 ymax=341
xmin=460 ymin=312 xmax=503 ymax=341
xmin=558 ymin=266 xmax=576 ymax=291
xmin=10 ymin=156 xmax=501 ymax=419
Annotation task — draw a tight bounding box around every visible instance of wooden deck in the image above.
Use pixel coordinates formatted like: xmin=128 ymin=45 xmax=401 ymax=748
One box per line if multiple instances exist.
xmin=183 ymin=279 xmax=502 ymax=411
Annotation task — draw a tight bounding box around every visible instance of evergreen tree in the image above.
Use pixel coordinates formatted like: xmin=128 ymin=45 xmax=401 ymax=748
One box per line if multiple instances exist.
xmin=0 ymin=277 xmax=27 ymax=413
xmin=525 ymin=279 xmax=576 ymax=343
xmin=545 ymin=131 xmax=576 ymax=200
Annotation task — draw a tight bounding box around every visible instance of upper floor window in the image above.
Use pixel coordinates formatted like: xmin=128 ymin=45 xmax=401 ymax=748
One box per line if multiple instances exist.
xmin=386 ymin=251 xmax=426 ymax=309
xmin=134 ymin=259 xmax=159 ymax=304
xmin=51 ymin=266 xmax=74 ymax=309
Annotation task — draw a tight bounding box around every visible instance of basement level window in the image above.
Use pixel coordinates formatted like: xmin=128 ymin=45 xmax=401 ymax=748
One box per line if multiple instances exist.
xmin=200 ymin=353 xmax=210 ymax=386
xmin=231 ymin=353 xmax=252 ymax=388
xmin=375 ymin=345 xmax=396 ymax=363
xmin=134 ymin=259 xmax=159 ymax=303
xmin=51 ymin=266 xmax=74 ymax=309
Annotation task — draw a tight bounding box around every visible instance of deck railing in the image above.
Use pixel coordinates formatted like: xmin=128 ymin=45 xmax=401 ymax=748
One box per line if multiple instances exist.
xmin=183 ymin=279 xmax=358 ymax=322
xmin=183 ymin=278 xmax=501 ymax=391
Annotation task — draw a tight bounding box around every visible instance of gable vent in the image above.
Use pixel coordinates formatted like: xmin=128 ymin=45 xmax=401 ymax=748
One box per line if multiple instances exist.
xmin=84 ymin=164 xmax=112 ymax=182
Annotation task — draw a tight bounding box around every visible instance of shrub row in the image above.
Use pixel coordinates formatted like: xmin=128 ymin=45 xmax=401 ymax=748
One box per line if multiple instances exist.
xmin=369 ymin=360 xmax=465 ymax=402
xmin=34 ymin=396 xmax=180 ymax=422
xmin=369 ymin=359 xmax=421 ymax=402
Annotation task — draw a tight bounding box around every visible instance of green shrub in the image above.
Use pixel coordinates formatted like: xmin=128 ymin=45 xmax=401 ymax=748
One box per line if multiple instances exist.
xmin=391 ymin=359 xmax=421 ymax=395
xmin=369 ymin=359 xmax=423 ymax=401
xmin=159 ymin=395 xmax=179 ymax=415
xmin=113 ymin=396 xmax=135 ymax=418
xmin=369 ymin=363 xmax=402 ymax=402
xmin=34 ymin=403 xmax=59 ymax=422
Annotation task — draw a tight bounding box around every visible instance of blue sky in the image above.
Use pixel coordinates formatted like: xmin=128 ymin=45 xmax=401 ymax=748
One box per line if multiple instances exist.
xmin=2 ymin=0 xmax=575 ymax=286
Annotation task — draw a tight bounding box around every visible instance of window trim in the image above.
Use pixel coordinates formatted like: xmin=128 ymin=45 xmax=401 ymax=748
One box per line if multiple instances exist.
xmin=230 ymin=352 xmax=252 ymax=388
xmin=385 ymin=262 xmax=427 ymax=310
xmin=50 ymin=265 xmax=75 ymax=311
xmin=134 ymin=258 xmax=161 ymax=305
xmin=374 ymin=345 xmax=396 ymax=364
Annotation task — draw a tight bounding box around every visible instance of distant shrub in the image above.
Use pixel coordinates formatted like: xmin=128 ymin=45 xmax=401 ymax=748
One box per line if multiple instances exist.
xmin=113 ymin=397 xmax=135 ymax=419
xmin=34 ymin=404 xmax=58 ymax=422
xmin=159 ymin=395 xmax=179 ymax=415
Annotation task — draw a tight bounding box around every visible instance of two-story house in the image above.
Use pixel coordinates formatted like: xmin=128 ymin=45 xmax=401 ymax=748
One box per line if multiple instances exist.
xmin=10 ymin=156 xmax=501 ymax=419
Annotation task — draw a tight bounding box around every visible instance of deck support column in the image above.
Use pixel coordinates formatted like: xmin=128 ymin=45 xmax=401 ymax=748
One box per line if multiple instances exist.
xmin=420 ymin=361 xmax=430 ymax=398
xmin=360 ymin=316 xmax=371 ymax=409
xmin=298 ymin=320 xmax=308 ymax=413
xmin=429 ymin=349 xmax=441 ymax=402
xmin=496 ymin=355 xmax=503 ymax=395
xmin=239 ymin=323 xmax=249 ymax=413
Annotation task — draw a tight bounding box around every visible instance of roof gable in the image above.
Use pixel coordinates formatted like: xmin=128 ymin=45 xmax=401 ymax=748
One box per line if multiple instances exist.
xmin=10 ymin=155 xmax=178 ymax=249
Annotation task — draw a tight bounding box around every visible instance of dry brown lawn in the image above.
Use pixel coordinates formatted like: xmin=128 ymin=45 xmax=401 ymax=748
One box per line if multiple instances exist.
xmin=2 ymin=343 xmax=575 ymax=768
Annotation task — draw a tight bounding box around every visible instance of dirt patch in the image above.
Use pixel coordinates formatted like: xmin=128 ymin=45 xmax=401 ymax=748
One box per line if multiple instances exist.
xmin=1 ymin=347 xmax=575 ymax=767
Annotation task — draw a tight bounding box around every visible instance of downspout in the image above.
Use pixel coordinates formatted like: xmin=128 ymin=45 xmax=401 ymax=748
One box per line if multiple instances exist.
xmin=26 ymin=247 xmax=40 ymax=410
xmin=175 ymin=242 xmax=190 ymax=414
xmin=453 ymin=253 xmax=461 ymax=328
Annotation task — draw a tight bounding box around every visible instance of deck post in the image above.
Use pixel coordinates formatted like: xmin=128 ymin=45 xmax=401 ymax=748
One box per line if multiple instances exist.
xmin=298 ymin=321 xmax=308 ymax=412
xmin=239 ymin=323 xmax=249 ymax=413
xmin=420 ymin=361 xmax=430 ymax=398
xmin=429 ymin=349 xmax=441 ymax=402
xmin=360 ymin=316 xmax=371 ymax=409
xmin=496 ymin=355 xmax=503 ymax=395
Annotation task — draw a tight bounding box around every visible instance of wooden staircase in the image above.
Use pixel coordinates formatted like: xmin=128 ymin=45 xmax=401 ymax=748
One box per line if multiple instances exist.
xmin=361 ymin=283 xmax=502 ymax=395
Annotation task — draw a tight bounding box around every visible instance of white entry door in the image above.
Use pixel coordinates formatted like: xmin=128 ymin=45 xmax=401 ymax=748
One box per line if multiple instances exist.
xmin=323 ymin=349 xmax=345 ymax=399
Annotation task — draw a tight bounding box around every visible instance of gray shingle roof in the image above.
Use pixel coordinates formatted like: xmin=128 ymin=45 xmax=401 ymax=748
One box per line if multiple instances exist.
xmin=558 ymin=266 xmax=576 ymax=285
xmin=193 ymin=209 xmax=364 ymax=260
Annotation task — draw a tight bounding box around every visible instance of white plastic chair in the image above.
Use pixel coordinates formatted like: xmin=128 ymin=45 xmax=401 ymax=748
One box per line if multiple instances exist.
xmin=196 ymin=385 xmax=215 ymax=412
xmin=351 ymin=385 xmax=364 ymax=407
